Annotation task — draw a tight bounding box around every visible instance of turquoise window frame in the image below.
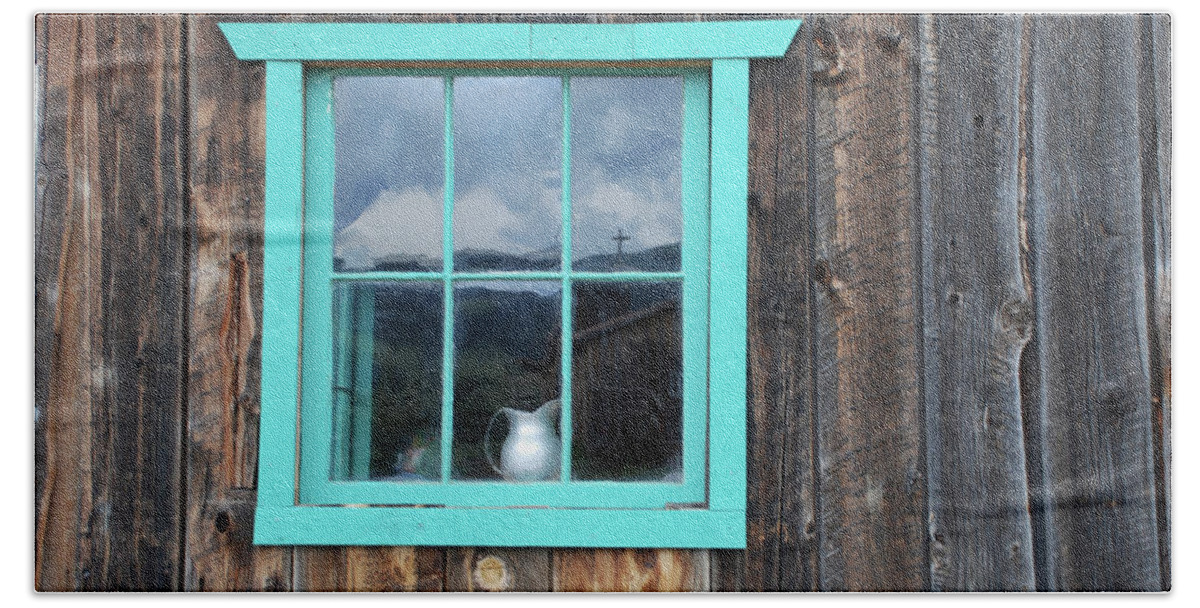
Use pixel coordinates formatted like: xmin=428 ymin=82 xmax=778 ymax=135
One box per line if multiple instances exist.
xmin=221 ymin=19 xmax=801 ymax=548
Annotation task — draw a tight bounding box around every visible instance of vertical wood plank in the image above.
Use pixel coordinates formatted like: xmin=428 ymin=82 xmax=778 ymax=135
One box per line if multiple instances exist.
xmin=713 ymin=18 xmax=817 ymax=592
xmin=35 ymin=14 xmax=103 ymax=591
xmin=808 ymin=14 xmax=928 ymax=591
xmin=32 ymin=13 xmax=57 ymax=589
xmin=96 ymin=14 xmax=189 ymax=590
xmin=1136 ymin=14 xmax=1171 ymax=591
xmin=553 ymin=549 xmax=708 ymax=592
xmin=33 ymin=9 xmax=47 ymax=545
xmin=184 ymin=14 xmax=290 ymax=591
xmin=774 ymin=20 xmax=821 ymax=591
xmin=741 ymin=42 xmax=786 ymax=597
xmin=1023 ymin=14 xmax=1162 ymax=591
xmin=918 ymin=15 xmax=1037 ymax=591
xmin=1015 ymin=15 xmax=1055 ymax=589
xmin=35 ymin=14 xmax=188 ymax=591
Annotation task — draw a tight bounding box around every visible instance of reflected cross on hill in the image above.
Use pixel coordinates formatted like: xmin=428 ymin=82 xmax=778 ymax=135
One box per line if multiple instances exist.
xmin=613 ymin=228 xmax=631 ymax=262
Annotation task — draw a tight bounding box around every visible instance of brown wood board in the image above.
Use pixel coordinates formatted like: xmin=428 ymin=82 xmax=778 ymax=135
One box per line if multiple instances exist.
xmin=1022 ymin=14 xmax=1162 ymax=591
xmin=34 ymin=14 xmax=189 ymax=591
xmin=808 ymin=14 xmax=928 ymax=591
xmin=918 ymin=14 xmax=1037 ymax=591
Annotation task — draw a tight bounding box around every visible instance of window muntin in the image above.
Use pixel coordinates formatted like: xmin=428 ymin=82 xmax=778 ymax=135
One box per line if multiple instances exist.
xmin=299 ymin=67 xmax=710 ymax=509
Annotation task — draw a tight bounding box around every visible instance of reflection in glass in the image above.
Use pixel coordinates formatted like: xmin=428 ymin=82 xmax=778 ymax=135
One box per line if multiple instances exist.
xmin=571 ymin=77 xmax=683 ymax=272
xmin=571 ymin=281 xmax=683 ymax=481
xmin=330 ymin=282 xmax=443 ymax=481
xmin=453 ymin=77 xmax=562 ymax=271
xmin=452 ymin=281 xmax=562 ymax=479
xmin=333 ymin=77 xmax=444 ymax=272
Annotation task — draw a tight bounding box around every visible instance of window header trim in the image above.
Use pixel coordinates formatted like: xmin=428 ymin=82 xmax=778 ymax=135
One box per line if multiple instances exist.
xmin=218 ymin=20 xmax=803 ymax=61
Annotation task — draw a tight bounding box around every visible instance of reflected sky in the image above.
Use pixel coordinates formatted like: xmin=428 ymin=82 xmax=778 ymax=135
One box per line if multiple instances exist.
xmin=571 ymin=77 xmax=682 ymax=267
xmin=332 ymin=74 xmax=683 ymax=272
xmin=333 ymin=76 xmax=444 ymax=271
xmin=453 ymin=77 xmax=562 ymax=270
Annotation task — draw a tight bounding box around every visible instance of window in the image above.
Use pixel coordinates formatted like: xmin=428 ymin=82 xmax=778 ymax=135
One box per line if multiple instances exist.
xmin=221 ymin=19 xmax=802 ymax=548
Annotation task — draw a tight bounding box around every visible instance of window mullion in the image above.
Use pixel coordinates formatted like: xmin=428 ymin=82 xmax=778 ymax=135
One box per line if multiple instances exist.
xmin=439 ymin=75 xmax=456 ymax=484
xmin=559 ymin=75 xmax=574 ymax=484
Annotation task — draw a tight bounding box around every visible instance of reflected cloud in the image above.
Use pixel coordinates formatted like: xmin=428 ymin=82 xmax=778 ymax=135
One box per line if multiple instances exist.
xmin=335 ymin=187 xmax=442 ymax=271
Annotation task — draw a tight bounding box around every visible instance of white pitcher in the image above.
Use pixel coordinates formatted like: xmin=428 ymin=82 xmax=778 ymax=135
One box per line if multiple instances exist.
xmin=485 ymin=399 xmax=561 ymax=481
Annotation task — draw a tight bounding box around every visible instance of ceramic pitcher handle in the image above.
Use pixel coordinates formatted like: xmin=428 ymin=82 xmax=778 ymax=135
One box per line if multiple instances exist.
xmin=483 ymin=408 xmax=506 ymax=478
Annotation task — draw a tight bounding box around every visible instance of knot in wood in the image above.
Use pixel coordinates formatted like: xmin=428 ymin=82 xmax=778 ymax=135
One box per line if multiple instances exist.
xmin=811 ymin=22 xmax=847 ymax=84
xmin=998 ymin=298 xmax=1033 ymax=343
xmin=876 ymin=30 xmax=902 ymax=51
xmin=473 ymin=555 xmax=510 ymax=592
xmin=214 ymin=510 xmax=232 ymax=534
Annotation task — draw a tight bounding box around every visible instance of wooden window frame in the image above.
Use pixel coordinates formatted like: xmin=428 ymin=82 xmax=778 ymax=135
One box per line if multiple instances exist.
xmin=220 ymin=18 xmax=801 ymax=548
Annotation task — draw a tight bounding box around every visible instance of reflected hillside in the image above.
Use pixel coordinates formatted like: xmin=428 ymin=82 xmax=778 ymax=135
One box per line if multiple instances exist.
xmin=334 ymin=241 xmax=681 ymax=274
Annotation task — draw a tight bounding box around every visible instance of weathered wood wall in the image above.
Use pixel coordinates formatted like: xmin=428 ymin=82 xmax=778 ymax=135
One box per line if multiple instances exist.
xmin=34 ymin=13 xmax=1171 ymax=592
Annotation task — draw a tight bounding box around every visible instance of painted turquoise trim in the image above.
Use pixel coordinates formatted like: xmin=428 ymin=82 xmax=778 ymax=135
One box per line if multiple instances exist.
xmin=220 ymin=20 xmax=802 ymax=61
xmin=707 ymin=59 xmax=750 ymax=512
xmin=531 ymin=24 xmax=634 ymax=60
xmin=257 ymin=61 xmax=305 ymax=509
xmin=255 ymin=505 xmax=745 ymax=548
xmin=559 ymin=76 xmax=574 ymax=483
xmin=298 ymin=70 xmax=338 ymax=503
xmin=635 ymin=20 xmax=800 ymax=60
xmin=680 ymin=71 xmax=711 ymax=493
xmin=324 ymin=66 xmax=701 ymax=78
xmin=304 ymin=479 xmax=692 ymax=509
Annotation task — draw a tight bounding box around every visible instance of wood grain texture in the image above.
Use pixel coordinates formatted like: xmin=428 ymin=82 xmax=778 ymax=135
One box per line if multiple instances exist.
xmin=808 ymin=14 xmax=928 ymax=591
xmin=32 ymin=14 xmax=58 ymax=590
xmin=1136 ymin=14 xmax=1171 ymax=591
xmin=1023 ymin=14 xmax=1162 ymax=591
xmin=293 ymin=547 xmax=443 ymax=591
xmin=917 ymin=14 xmax=1036 ymax=591
xmin=35 ymin=15 xmax=103 ymax=590
xmin=34 ymin=14 xmax=189 ymax=592
xmin=553 ymin=549 xmax=708 ymax=591
xmin=183 ymin=14 xmax=290 ymax=591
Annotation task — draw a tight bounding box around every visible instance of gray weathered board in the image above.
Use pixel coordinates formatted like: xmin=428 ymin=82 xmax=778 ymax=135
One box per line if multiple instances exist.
xmin=35 ymin=13 xmax=1170 ymax=591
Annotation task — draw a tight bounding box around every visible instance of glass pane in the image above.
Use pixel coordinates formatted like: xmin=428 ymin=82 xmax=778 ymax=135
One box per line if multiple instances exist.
xmin=330 ymin=282 xmax=443 ymax=482
xmin=453 ymin=77 xmax=562 ymax=271
xmin=571 ymin=281 xmax=683 ymax=481
xmin=452 ymin=281 xmax=562 ymax=480
xmin=333 ymin=76 xmax=444 ymax=272
xmin=571 ymin=77 xmax=683 ymax=272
